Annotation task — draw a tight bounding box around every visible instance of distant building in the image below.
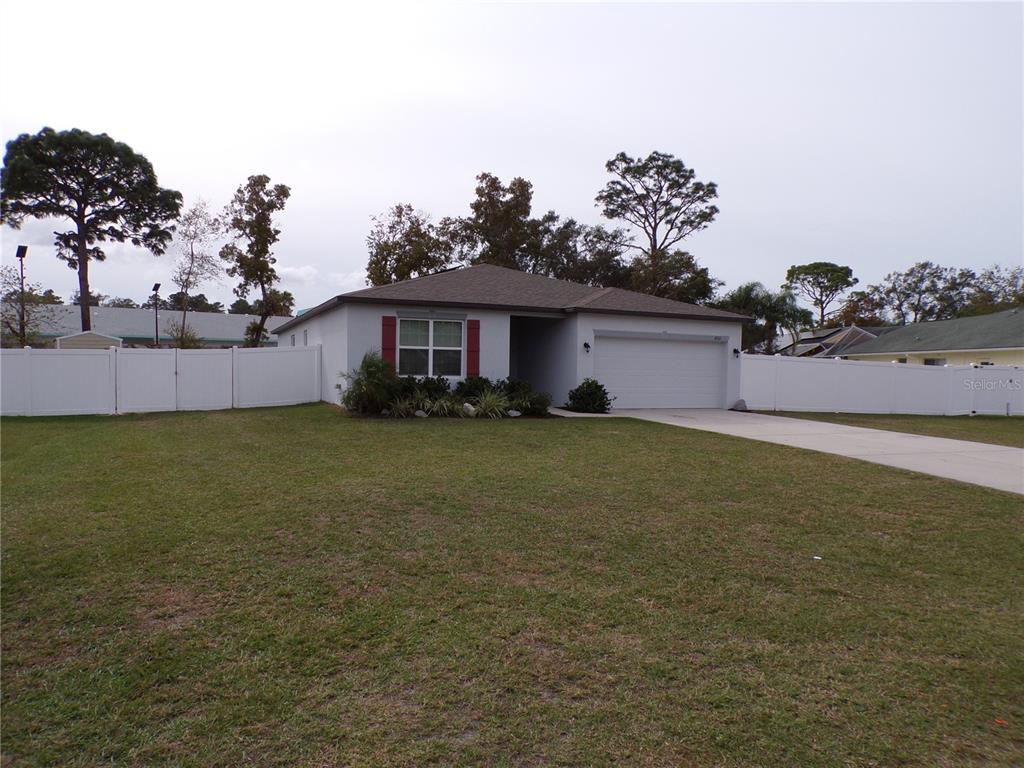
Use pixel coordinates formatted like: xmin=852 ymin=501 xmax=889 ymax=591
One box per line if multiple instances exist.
xmin=842 ymin=309 xmax=1024 ymax=366
xmin=774 ymin=325 xmax=899 ymax=358
xmin=55 ymin=331 xmax=124 ymax=349
xmin=2 ymin=304 xmax=292 ymax=348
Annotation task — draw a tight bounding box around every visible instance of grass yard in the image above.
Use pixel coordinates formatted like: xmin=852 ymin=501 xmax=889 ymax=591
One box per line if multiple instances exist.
xmin=761 ymin=412 xmax=1024 ymax=448
xmin=2 ymin=404 xmax=1022 ymax=767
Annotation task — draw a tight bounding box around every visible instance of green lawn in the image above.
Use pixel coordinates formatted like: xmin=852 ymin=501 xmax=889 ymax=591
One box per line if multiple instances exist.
xmin=762 ymin=411 xmax=1024 ymax=448
xmin=2 ymin=405 xmax=1022 ymax=767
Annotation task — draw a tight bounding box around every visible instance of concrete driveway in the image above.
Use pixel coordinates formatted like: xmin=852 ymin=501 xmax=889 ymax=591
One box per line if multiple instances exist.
xmin=552 ymin=408 xmax=1024 ymax=495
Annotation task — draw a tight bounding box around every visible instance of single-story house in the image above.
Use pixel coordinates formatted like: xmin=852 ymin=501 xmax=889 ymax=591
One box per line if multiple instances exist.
xmin=775 ymin=324 xmax=899 ymax=357
xmin=842 ymin=308 xmax=1024 ymax=365
xmin=3 ymin=304 xmax=292 ymax=348
xmin=271 ymin=264 xmax=750 ymax=409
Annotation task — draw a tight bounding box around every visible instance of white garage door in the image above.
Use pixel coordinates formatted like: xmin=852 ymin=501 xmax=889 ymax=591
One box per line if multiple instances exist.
xmin=593 ymin=336 xmax=726 ymax=409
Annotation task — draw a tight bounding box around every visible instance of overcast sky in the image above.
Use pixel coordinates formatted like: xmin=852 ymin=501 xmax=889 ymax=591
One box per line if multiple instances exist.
xmin=1 ymin=1 xmax=1021 ymax=312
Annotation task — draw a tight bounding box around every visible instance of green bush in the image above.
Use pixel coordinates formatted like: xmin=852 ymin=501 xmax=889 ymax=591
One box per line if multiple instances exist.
xmin=370 ymin=373 xmax=553 ymax=419
xmin=496 ymin=377 xmax=534 ymax=398
xmin=417 ymin=376 xmax=451 ymax=399
xmin=167 ymin=321 xmax=203 ymax=349
xmin=454 ymin=376 xmax=494 ymax=399
xmin=567 ymin=378 xmax=614 ymax=413
xmin=511 ymin=390 xmax=552 ymax=417
xmin=338 ymin=352 xmax=399 ymax=415
xmin=473 ymin=388 xmax=509 ymax=419
xmin=388 ymin=397 xmax=417 ymax=418
xmin=427 ymin=395 xmax=460 ymax=417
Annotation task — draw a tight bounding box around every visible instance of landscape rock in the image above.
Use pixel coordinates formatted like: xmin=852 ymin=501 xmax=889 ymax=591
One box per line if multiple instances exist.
xmin=463 ymin=403 xmax=477 ymax=416
xmin=507 ymin=409 xmax=522 ymax=417
xmin=414 ymin=409 xmax=428 ymax=418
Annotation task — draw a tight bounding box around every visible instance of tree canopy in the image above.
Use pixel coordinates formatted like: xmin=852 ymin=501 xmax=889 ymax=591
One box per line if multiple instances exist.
xmin=784 ymin=262 xmax=858 ymax=326
xmin=716 ymin=282 xmax=811 ymax=353
xmin=228 ymin=298 xmax=256 ymax=315
xmin=172 ymin=200 xmax=223 ymax=344
xmin=838 ymin=262 xmax=1022 ymax=325
xmin=0 ymin=265 xmax=61 ymax=347
xmin=595 ymin=151 xmax=719 ymax=259
xmin=364 ymin=167 xmax=721 ymax=303
xmin=220 ymin=175 xmax=292 ymax=345
xmin=365 ymin=204 xmax=452 ymax=286
xmin=0 ymin=127 xmax=182 ymax=331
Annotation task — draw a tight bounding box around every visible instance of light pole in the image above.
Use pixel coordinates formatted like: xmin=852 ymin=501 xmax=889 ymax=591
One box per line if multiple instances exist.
xmin=151 ymin=283 xmax=161 ymax=347
xmin=15 ymin=245 xmax=27 ymax=346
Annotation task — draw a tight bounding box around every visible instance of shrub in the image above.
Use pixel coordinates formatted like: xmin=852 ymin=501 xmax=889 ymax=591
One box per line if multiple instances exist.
xmin=511 ymin=390 xmax=552 ymax=417
xmin=338 ymin=352 xmax=399 ymax=415
xmin=167 ymin=321 xmax=202 ymax=349
xmin=454 ymin=376 xmax=494 ymax=399
xmin=427 ymin=395 xmax=460 ymax=417
xmin=494 ymin=377 xmax=533 ymax=398
xmin=473 ymin=388 xmax=509 ymax=419
xmin=567 ymin=378 xmax=614 ymax=413
xmin=388 ymin=396 xmax=417 ymax=418
xmin=416 ymin=375 xmax=450 ymax=399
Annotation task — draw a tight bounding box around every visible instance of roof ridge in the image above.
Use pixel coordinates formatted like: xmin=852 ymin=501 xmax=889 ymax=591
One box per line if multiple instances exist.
xmin=568 ymin=286 xmax=616 ymax=309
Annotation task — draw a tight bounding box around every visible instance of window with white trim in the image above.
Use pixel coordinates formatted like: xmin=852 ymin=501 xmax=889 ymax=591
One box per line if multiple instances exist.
xmin=397 ymin=318 xmax=464 ymax=376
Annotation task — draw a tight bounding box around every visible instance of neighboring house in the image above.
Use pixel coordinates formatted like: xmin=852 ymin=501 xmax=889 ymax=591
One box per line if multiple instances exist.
xmin=56 ymin=331 xmax=123 ymax=349
xmin=842 ymin=308 xmax=1024 ymax=365
xmin=2 ymin=304 xmax=292 ymax=348
xmin=775 ymin=325 xmax=899 ymax=358
xmin=271 ymin=263 xmax=749 ymax=409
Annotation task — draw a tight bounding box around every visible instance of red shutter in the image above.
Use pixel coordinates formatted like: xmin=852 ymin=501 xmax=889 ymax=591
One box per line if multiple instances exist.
xmin=467 ymin=319 xmax=480 ymax=377
xmin=382 ymin=316 xmax=397 ymax=369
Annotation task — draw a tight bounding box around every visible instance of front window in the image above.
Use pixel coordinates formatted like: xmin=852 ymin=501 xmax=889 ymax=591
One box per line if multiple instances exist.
xmin=923 ymin=358 xmax=947 ymax=366
xmin=398 ymin=319 xmax=464 ymax=377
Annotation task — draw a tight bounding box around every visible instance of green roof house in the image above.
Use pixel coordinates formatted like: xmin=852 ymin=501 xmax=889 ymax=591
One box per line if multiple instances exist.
xmin=843 ymin=309 xmax=1023 ymax=366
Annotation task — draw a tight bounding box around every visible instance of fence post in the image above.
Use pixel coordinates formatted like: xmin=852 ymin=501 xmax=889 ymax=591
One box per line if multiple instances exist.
xmin=832 ymin=356 xmax=842 ymax=413
xmin=113 ymin=346 xmax=121 ymax=414
xmin=174 ymin=347 xmax=180 ymax=412
xmin=969 ymin=363 xmax=978 ymax=417
xmin=23 ymin=346 xmax=33 ymax=416
xmin=772 ymin=354 xmax=781 ymax=412
xmin=889 ymin=361 xmax=898 ymax=415
xmin=231 ymin=346 xmax=238 ymax=409
xmin=945 ymin=364 xmax=954 ymax=416
xmin=316 ymin=344 xmax=323 ymax=402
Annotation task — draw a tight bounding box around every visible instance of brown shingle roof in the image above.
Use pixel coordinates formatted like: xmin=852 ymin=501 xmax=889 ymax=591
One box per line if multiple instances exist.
xmin=272 ymin=264 xmax=748 ymax=333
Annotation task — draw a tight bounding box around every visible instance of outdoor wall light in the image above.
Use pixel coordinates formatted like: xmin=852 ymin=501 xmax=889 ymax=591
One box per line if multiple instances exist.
xmin=733 ymin=348 xmax=740 ymax=357
xmin=583 ymin=342 xmax=591 ymax=353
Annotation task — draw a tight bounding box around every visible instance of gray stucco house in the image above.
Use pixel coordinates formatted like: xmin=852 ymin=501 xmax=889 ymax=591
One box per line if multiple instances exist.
xmin=272 ymin=264 xmax=749 ymax=409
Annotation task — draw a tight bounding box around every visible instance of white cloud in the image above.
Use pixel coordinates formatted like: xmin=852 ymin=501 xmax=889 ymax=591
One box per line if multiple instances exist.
xmin=329 ymin=270 xmax=367 ymax=294
xmin=277 ymin=264 xmax=321 ymax=286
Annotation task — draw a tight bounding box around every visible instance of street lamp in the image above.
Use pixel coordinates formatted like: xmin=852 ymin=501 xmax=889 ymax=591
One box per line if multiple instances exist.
xmin=15 ymin=245 xmax=27 ymax=346
xmin=151 ymin=283 xmax=161 ymax=346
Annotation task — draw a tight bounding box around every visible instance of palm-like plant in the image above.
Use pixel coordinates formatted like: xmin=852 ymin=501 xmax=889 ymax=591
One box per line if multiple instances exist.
xmin=716 ymin=282 xmax=811 ymax=353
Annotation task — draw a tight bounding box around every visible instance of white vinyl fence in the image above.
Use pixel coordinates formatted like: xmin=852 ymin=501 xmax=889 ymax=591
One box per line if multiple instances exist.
xmin=1 ymin=345 xmax=322 ymax=417
xmin=740 ymin=354 xmax=1023 ymax=416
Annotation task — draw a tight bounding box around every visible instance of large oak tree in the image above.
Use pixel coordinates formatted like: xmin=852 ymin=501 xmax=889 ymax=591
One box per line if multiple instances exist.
xmin=1 ymin=127 xmax=182 ymax=331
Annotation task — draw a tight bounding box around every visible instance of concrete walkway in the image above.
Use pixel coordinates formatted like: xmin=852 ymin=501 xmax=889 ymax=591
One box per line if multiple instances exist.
xmin=551 ymin=408 xmax=1024 ymax=495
